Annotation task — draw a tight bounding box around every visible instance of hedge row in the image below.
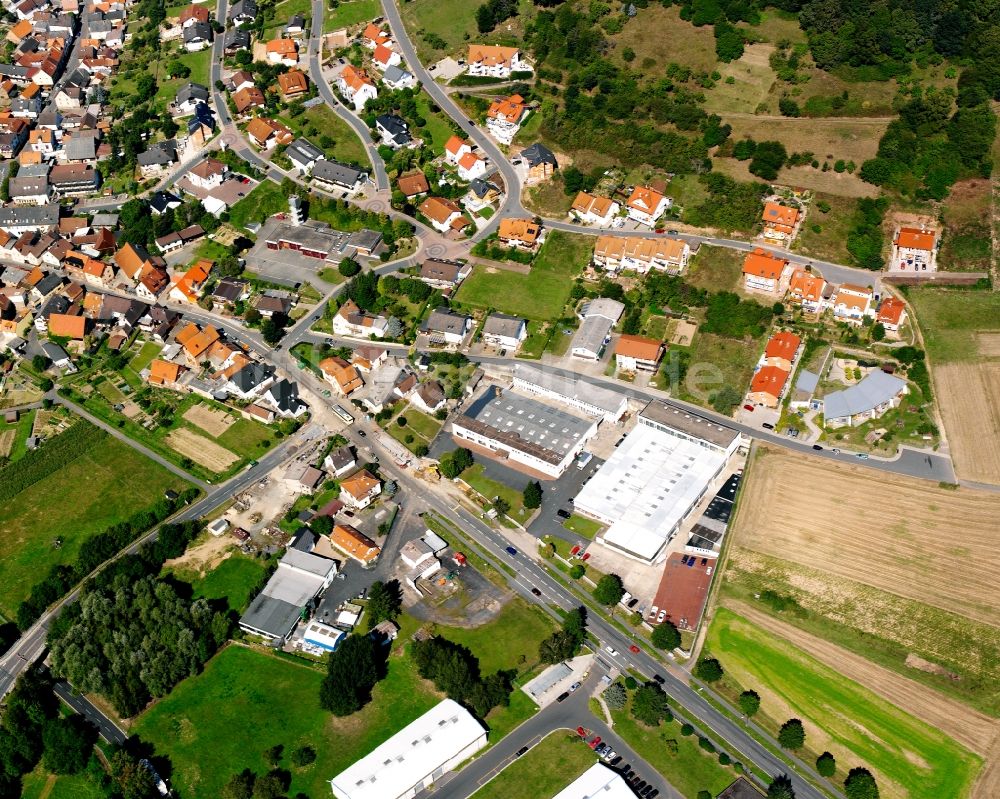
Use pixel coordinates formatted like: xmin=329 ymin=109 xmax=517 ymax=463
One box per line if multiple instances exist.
xmin=0 ymin=422 xmax=104 ymax=503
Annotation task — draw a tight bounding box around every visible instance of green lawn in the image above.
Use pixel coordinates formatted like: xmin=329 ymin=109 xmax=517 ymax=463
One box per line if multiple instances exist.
xmin=229 ymin=181 xmax=290 ymax=230
xmin=324 ymin=0 xmax=380 ymax=32
xmin=463 ymin=463 xmax=531 ymax=523
xmin=456 ymin=231 xmax=594 ymax=320
xmin=675 ymin=332 xmax=763 ymax=410
xmin=705 ymin=607 xmax=981 ymax=799
xmin=435 ymin=598 xmax=556 ymax=676
xmin=415 ymin=92 xmax=458 ymax=156
xmin=175 ymin=554 xmax=268 ymax=614
xmin=0 ymin=409 xmax=36 ymax=463
xmin=20 ymin=762 xmax=107 ymax=799
xmin=399 ymin=408 xmax=441 ymax=441
xmin=907 ymin=289 xmax=1000 ymax=362
xmin=127 ymin=340 xmax=162 ymax=374
xmin=216 ymin=417 xmax=277 ymax=460
xmin=135 ymin=645 xmax=442 ymax=799
xmin=264 ymin=0 xmax=312 ymax=37
xmin=400 ymin=0 xmax=534 ymax=61
xmin=609 ymin=695 xmax=738 ymax=798
xmin=562 ymin=514 xmax=603 ymax=539
xmin=0 ymin=424 xmax=190 ymax=619
xmin=192 ymin=238 xmax=233 ymax=262
xmin=471 ymin=731 xmax=597 ymax=799
xmin=300 ymin=104 xmax=371 ymax=168
xmin=685 ymin=244 xmax=746 ymax=294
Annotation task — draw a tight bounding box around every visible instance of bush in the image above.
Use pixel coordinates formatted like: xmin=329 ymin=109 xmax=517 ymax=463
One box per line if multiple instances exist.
xmin=603 ymin=682 xmax=627 ymax=709
xmin=291 ymin=746 xmax=316 ymax=767
xmin=624 ymin=675 xmax=638 ymax=690
xmin=569 ymin=564 xmax=585 ymax=579
xmin=680 ymin=723 xmax=694 ymax=736
xmin=698 ymin=736 xmax=715 ymax=752
xmin=651 ymin=620 xmax=681 ymax=650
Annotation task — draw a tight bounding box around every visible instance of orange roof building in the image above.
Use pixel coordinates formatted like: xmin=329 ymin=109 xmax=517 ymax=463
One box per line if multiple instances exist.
xmin=593 ymin=235 xmax=690 ymax=274
xmin=487 ymin=94 xmax=526 ymax=123
xmin=148 ymin=359 xmax=182 ymax=386
xmin=233 ymin=86 xmax=266 ymax=113
xmin=626 ymin=185 xmax=669 ymax=225
xmin=397 ymin=170 xmax=429 ymax=197
xmin=742 ymin=249 xmax=790 ymax=295
xmin=47 ymin=312 xmax=86 ymax=339
xmin=277 ymin=69 xmax=308 ymax=98
xmin=891 ymin=225 xmax=937 ymax=272
xmin=895 ymin=227 xmax=935 ymax=251
xmin=330 ymin=523 xmax=380 ymax=565
xmin=761 ymin=201 xmax=800 ymax=240
xmin=340 ymin=469 xmax=382 ymax=509
xmin=571 ymin=192 xmax=618 ymax=224
xmin=178 ymin=323 xmax=220 ymax=360
xmin=362 ymin=22 xmax=390 ymax=48
xmin=467 ymin=44 xmax=522 ymax=75
xmin=614 ymin=334 xmax=663 ymax=371
xmin=787 ymin=268 xmax=825 ymax=308
xmin=266 ymin=38 xmax=298 ymax=59
xmin=319 ymin=356 xmax=363 ymax=396
xmin=418 ymin=197 xmax=463 ymax=230
xmin=748 ymin=365 xmax=790 ymax=408
xmin=497 ymin=217 xmax=541 ymax=249
xmin=763 ymin=331 xmax=801 ymax=370
xmin=877 ymin=297 xmax=908 ymax=330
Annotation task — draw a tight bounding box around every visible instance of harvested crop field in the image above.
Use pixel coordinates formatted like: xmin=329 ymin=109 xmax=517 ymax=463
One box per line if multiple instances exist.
xmin=0 ymin=428 xmax=14 ymax=458
xmin=733 ymin=447 xmax=1000 ymax=626
xmin=166 ymin=428 xmax=238 ymax=472
xmin=183 ymin=404 xmax=236 ymax=437
xmin=722 ymin=601 xmax=998 ymax=757
xmin=975 ymin=333 xmax=1000 ymax=357
xmin=933 ymin=363 xmax=1000 ymax=485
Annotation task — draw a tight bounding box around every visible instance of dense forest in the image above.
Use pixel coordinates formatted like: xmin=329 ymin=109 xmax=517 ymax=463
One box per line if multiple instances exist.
xmin=513 ymin=0 xmax=998 ymax=200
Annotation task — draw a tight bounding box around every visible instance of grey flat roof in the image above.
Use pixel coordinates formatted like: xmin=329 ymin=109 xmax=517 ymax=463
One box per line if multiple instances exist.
xmin=312 ymin=159 xmax=366 ymax=186
xmin=512 ymin=363 xmax=625 ymax=417
xmin=572 ymin=314 xmax=613 ymax=356
xmin=240 ymin=593 xmax=302 ymax=640
xmin=459 ymin=386 xmax=594 ymax=466
xmin=639 ymin=401 xmax=741 ymax=449
xmin=823 ymin=370 xmax=907 ymax=420
xmin=795 ymin=369 xmax=819 ymax=394
xmin=523 ymin=662 xmax=572 ymax=699
xmin=581 ymin=297 xmax=625 ymax=322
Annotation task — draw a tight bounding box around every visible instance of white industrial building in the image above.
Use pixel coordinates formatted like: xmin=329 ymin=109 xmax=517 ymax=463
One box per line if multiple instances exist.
xmin=512 ymin=363 xmax=627 ymax=423
xmin=574 ymin=402 xmax=742 ymax=563
xmin=329 ymin=699 xmax=487 ymax=799
xmin=302 ymin=620 xmax=345 ymax=653
xmin=552 ymin=763 xmax=638 ymax=799
xmin=239 ymin=549 xmax=337 ymax=643
xmin=452 ymin=386 xmax=599 ymax=478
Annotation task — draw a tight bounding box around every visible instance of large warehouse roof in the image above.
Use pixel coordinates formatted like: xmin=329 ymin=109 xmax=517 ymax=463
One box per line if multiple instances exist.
xmin=329 ymin=699 xmax=485 ymax=799
xmin=239 ymin=550 xmax=336 ymax=640
xmin=512 ymin=363 xmax=627 ymax=419
xmin=574 ymin=421 xmax=726 ymax=561
xmin=552 ymin=763 xmax=637 ymax=799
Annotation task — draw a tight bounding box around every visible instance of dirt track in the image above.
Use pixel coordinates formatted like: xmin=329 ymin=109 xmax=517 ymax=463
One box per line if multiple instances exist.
xmin=723 ymin=601 xmax=998 ymax=757
xmin=732 ymin=447 xmax=1000 ymax=626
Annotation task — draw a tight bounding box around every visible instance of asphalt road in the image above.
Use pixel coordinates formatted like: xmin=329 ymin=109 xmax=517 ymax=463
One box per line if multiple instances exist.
xmin=308 ymin=0 xmax=389 ymax=190
xmin=54 ymin=680 xmax=128 ymax=746
xmin=431 ymin=668 xmax=683 ymax=799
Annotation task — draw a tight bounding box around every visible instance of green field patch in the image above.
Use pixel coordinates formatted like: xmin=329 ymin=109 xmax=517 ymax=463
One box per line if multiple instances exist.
xmin=0 ymin=423 xmax=189 ymax=619
xmin=229 ymin=181 xmax=291 ymax=230
xmin=471 ymin=731 xmax=596 ymax=799
xmin=455 ymin=231 xmax=593 ymax=320
xmin=20 ymin=761 xmax=107 ymax=799
xmin=907 ymin=289 xmax=1000 ymax=362
xmin=127 ymin=340 xmax=163 ymax=374
xmin=324 ymin=0 xmax=380 ymax=31
xmin=685 ymin=245 xmax=746 ymax=295
xmin=705 ymin=607 xmax=981 ymax=799
xmin=182 ymin=554 xmax=269 ymax=613
xmin=135 ymin=645 xmax=441 ymax=799
xmin=562 ymin=514 xmax=602 ymax=539
xmin=463 ymin=463 xmax=530 ymax=523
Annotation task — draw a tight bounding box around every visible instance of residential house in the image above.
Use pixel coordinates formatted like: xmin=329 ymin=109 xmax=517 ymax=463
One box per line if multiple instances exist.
xmin=41 ymin=341 xmax=71 ymax=368
xmin=497 ymin=217 xmax=542 ymax=250
xmin=265 ymin=38 xmax=298 ymax=66
xmin=823 ymin=370 xmax=908 ymax=428
xmin=232 ymin=85 xmax=265 ymax=114
xmin=229 ymin=0 xmax=257 ymax=25
xmin=422 ymin=307 xmax=472 ymax=345
xmin=147 ymin=358 xmax=183 ymax=387
xmin=332 ymin=298 xmax=388 ymax=338
xmin=761 ymin=331 xmax=801 ymax=372
xmin=311 ymin=160 xmax=368 ymax=193
xmin=481 ymin=312 xmax=527 ymax=351
xmin=211 ymin=276 xmax=248 ymax=309
xmin=396 ymin=169 xmax=429 ymax=198
xmin=226 ymin=361 xmax=275 ymax=399
xmin=890 ymin=225 xmax=937 ymax=272
xmin=418 ymin=196 xmax=465 ymax=234
xmin=571 ymin=192 xmax=619 ymax=226
xmin=174 ymin=81 xmax=209 ymax=115
xmin=284 ymin=13 xmax=305 ymax=37
xmin=761 ymin=201 xmax=800 ymax=244
xmin=150 ymin=191 xmax=183 ymax=216
xmin=323 ymin=445 xmax=356 ymax=477
xmin=786 ymin=268 xmax=826 ymax=313
xmin=155 ymin=224 xmax=205 ymax=254
xmin=832 ymin=283 xmax=875 ymax=325
xmin=114 ymin=242 xmax=151 ymax=281
xmin=456 ymin=151 xmax=487 ymax=181
xmin=287 ymin=137 xmax=324 ymax=174
xmin=330 ymin=523 xmax=380 ymax=565
xmin=361 ymin=22 xmax=390 ymax=49
xmin=48 ymin=163 xmax=99 ymax=195
xmin=626 ymin=185 xmax=670 ymax=227
xmin=375 ymin=114 xmax=412 ymax=148
xmin=571 ymin=298 xmax=624 ymax=360
xmin=253 ymin=291 xmax=292 ymax=318
xmin=381 ymin=64 xmax=416 ymax=90
xmin=168 ymin=259 xmax=211 ymax=302
xmin=466 ymin=45 xmax=528 ymax=78
xmin=876 ymin=296 xmax=907 ymax=332
xmin=464 ymin=178 xmax=501 ymax=211
xmin=339 ymin=469 xmax=381 ymax=510
xmin=224 ymin=27 xmax=250 ymax=54
xmin=225 ymin=70 xmax=255 ymax=94
xmin=372 ymin=42 xmax=400 ymax=71
xmin=419 ymin=258 xmax=471 ymax=290
xmin=412 ymin=380 xmax=446 ymax=414
xmin=747 ymin=365 xmax=790 ymax=408
xmin=187 ymin=157 xmax=227 ymax=190
xmin=614 ymin=334 xmax=663 ymax=372
xmin=351 ymin=345 xmax=388 ymax=373
xmin=183 ymin=21 xmax=212 ymax=52
xmin=46 ymin=312 xmax=86 ymax=339
xmin=136 ymin=139 xmax=178 ymax=176
xmin=337 ymin=65 xmax=377 ymax=111
xmin=319 ymin=356 xmax=363 ymax=396
xmin=246 ymin=117 xmax=293 ymax=149
xmin=592 ymin=235 xmax=689 ymax=275
xmin=284 ymin=463 xmax=325 ymax=494
xmin=179 ymin=4 xmax=209 ymax=27
xmin=444 ymin=135 xmax=472 ymax=164
xmin=136 ymin=262 xmax=170 ymax=301
xmin=742 ymin=249 xmax=791 ymax=296
xmin=277 ymin=69 xmax=308 ymax=100
xmin=485 ymin=94 xmax=526 ymax=145
xmin=520 ymin=143 xmax=557 ymax=184
xmin=9 ymin=175 xmax=49 ymax=205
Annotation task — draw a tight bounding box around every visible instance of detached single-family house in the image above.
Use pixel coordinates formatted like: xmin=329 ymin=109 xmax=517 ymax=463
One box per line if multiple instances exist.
xmin=520 ymin=143 xmax=557 ymax=184
xmin=381 ymin=64 xmax=416 ymax=90
xmin=319 ymin=356 xmax=363 ymax=396
xmin=412 ymin=380 xmax=446 ymax=414
xmin=340 ymin=469 xmax=381 ymax=510
xmin=761 ymin=201 xmax=800 ymax=244
xmin=372 ymin=43 xmax=400 ymax=71
xmin=419 ymin=258 xmax=471 ymax=290
xmin=497 ymin=217 xmax=542 ymax=250
xmin=266 ymin=38 xmax=298 ymax=66
xmin=786 ymin=268 xmax=826 ymax=313
xmin=831 ymin=283 xmax=875 ymax=325
xmin=418 ymin=196 xmax=464 ymax=234
xmin=232 ymin=85 xmax=265 ymax=114
xmin=323 ymin=445 xmax=356 ymax=477
xmin=174 ymin=81 xmax=209 ymax=115
xmin=422 ymin=307 xmax=472 ymax=345
xmin=375 ymin=114 xmax=412 ymax=149
xmin=277 ymin=69 xmax=308 ymax=100
xmin=626 ymin=185 xmax=670 ymax=227
xmin=246 ymin=117 xmax=293 ymax=149
xmin=486 ymin=94 xmax=526 ymax=144
xmin=332 ymin=299 xmax=388 ymax=338
xmin=187 ymin=157 xmax=227 ymax=190
xmin=481 ymin=312 xmax=527 ymax=351
xmin=444 ymin=135 xmax=472 ymax=164
xmin=330 ymin=523 xmax=380 ymax=565
xmin=742 ymin=249 xmax=791 ymax=296
xmin=456 ymin=151 xmax=487 ymax=181
xmin=337 ymin=65 xmax=377 ymax=111
xmin=823 ymin=370 xmax=908 ymax=428
xmin=876 ymin=296 xmax=907 ymax=332
xmin=396 ymin=169 xmax=429 ymax=198
xmin=890 ymin=225 xmax=937 ymax=272
xmin=466 ymin=44 xmax=528 ymax=78
xmin=311 ymin=160 xmax=367 ymax=194
xmin=614 ymin=334 xmax=663 ymax=372
xmin=183 ymin=21 xmax=212 ymax=52
xmin=361 ymin=22 xmax=391 ymax=49
xmin=286 ymin=137 xmax=324 ymax=174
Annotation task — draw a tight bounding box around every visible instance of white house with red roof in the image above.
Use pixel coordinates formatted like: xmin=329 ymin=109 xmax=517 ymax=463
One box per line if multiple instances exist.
xmin=337 ymin=65 xmax=377 ymax=111
xmin=832 ymin=283 xmax=875 ymax=325
xmin=372 ymin=43 xmax=401 ymax=71
xmin=456 ymin=152 xmax=487 ymax=181
xmin=876 ymin=296 xmax=908 ymax=332
xmin=889 ymin=225 xmax=937 ymax=272
xmin=444 ymin=136 xmax=472 ymax=164
xmin=625 ymin=185 xmax=670 ymax=227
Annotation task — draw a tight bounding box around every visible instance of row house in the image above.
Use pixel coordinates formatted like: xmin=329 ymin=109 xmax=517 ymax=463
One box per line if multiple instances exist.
xmin=571 ymin=192 xmax=619 ymax=226
xmin=831 ymin=283 xmax=875 ymax=325
xmin=466 ymin=44 xmax=528 ymax=78
xmin=593 ymin=235 xmax=690 ymax=275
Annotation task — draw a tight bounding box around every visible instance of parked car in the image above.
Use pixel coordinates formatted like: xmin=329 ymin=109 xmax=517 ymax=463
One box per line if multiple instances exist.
xmin=357 ymin=429 xmax=366 ymax=437
xmin=856 ymin=453 xmax=869 ymax=460
xmin=653 ymin=674 xmax=665 ymax=684
xmin=588 ymin=736 xmax=602 ymax=749
xmin=648 ymin=605 xmax=659 ymax=618
xmin=576 ymin=726 xmax=587 ymax=737
xmin=743 ymin=404 xmax=754 ymax=411
xmin=556 ymin=691 xmax=569 ymax=703
xmin=515 ymin=746 xmax=529 ymax=757
xmin=569 ymin=681 xmax=581 ymax=692
xmin=656 ymin=609 xmax=667 ymax=623
xmin=762 ymin=422 xmax=775 ymax=430
xmin=812 ymin=444 xmax=823 ymax=450
xmin=556 ymin=508 xmax=571 ymax=519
